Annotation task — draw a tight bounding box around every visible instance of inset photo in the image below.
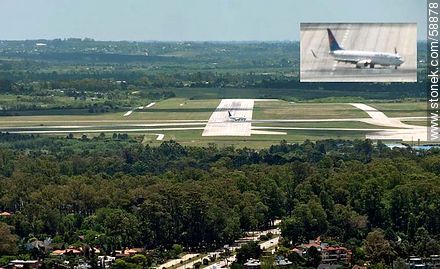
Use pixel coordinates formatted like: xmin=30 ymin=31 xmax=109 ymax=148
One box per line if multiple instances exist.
xmin=300 ymin=23 xmax=417 ymax=82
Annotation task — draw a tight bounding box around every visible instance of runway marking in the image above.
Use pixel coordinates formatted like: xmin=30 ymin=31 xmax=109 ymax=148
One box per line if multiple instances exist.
xmin=251 ymin=130 xmax=287 ymax=135
xmin=141 ymin=133 xmax=165 ymax=143
xmin=124 ymin=102 xmax=156 ymax=116
xmin=123 ymin=110 xmax=133 ymax=117
xmin=145 ymin=102 xmax=155 ymax=108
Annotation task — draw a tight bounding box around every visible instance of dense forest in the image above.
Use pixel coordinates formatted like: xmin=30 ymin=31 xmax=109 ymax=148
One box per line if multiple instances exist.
xmin=0 ymin=134 xmax=439 ymax=268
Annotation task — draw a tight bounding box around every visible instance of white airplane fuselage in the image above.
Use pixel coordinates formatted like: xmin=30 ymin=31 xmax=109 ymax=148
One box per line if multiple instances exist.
xmin=330 ymin=49 xmax=404 ymax=68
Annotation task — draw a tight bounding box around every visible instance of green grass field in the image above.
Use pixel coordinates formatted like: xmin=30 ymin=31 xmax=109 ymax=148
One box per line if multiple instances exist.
xmin=0 ymin=98 xmax=218 ymax=126
xmin=368 ymin=102 xmax=426 ymax=117
xmin=253 ymin=101 xmax=369 ymax=119
xmin=401 ymin=120 xmax=427 ymax=126
xmin=135 ymin=129 xmax=367 ymax=148
xmin=0 ymin=93 xmax=142 ymax=110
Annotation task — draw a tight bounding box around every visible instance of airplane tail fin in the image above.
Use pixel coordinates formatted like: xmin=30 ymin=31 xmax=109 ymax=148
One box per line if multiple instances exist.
xmin=228 ymin=111 xmax=232 ymax=117
xmin=327 ymin=28 xmax=343 ymax=51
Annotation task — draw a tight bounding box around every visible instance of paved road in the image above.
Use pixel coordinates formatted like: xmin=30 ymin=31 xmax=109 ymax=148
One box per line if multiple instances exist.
xmin=300 ymin=23 xmax=417 ymax=82
xmin=156 ymin=254 xmax=199 ymax=269
xmin=259 ymin=236 xmax=280 ymax=250
xmin=202 ymin=99 xmax=254 ymax=136
xmin=174 ymin=255 xmax=207 ymax=269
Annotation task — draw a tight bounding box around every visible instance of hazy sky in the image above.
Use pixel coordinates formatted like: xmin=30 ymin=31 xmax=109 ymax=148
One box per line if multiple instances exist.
xmin=0 ymin=0 xmax=425 ymax=41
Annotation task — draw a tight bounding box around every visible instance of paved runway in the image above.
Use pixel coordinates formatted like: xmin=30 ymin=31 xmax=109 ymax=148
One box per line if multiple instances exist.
xmin=300 ymin=23 xmax=417 ymax=82
xmin=202 ymin=99 xmax=254 ymax=136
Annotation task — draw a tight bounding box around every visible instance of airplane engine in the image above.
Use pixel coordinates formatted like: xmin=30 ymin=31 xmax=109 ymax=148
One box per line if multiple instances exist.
xmin=355 ymin=60 xmax=371 ymax=69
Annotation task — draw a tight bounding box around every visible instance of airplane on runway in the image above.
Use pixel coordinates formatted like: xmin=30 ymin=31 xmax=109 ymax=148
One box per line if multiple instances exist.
xmin=228 ymin=111 xmax=246 ymax=122
xmin=311 ymin=28 xmax=404 ymax=69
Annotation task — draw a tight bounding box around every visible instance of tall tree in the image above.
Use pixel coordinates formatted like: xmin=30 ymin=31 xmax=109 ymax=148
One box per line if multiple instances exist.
xmin=0 ymin=222 xmax=18 ymax=255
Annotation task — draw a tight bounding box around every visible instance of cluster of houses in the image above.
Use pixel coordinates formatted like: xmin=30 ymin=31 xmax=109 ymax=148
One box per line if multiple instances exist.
xmin=241 ymin=237 xmax=352 ymax=269
xmin=292 ymin=237 xmax=352 ymax=265
xmin=0 ymin=247 xmax=144 ymax=269
xmin=1 ymin=216 xmax=439 ymax=269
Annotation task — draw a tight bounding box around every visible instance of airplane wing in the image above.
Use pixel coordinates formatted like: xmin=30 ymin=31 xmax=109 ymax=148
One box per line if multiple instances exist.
xmin=355 ymin=59 xmax=372 ymax=68
xmin=335 ymin=58 xmax=361 ymax=64
xmin=335 ymin=58 xmax=373 ymax=68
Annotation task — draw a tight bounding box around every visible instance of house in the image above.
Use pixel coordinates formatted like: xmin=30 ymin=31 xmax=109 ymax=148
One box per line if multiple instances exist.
xmin=50 ymin=248 xmax=82 ymax=256
xmin=409 ymin=257 xmax=426 ymax=269
xmin=292 ymin=237 xmax=352 ymax=265
xmin=98 ymin=256 xmax=116 ymax=269
xmin=7 ymin=260 xmax=41 ymax=269
xmin=235 ymin=236 xmax=258 ymax=247
xmin=114 ymin=248 xmax=143 ymax=258
xmin=73 ymin=263 xmax=91 ymax=269
xmin=427 ymin=255 xmax=440 ymax=269
xmin=243 ymin=259 xmax=261 ymax=269
xmin=321 ymin=246 xmax=352 ymax=264
xmin=0 ymin=211 xmax=12 ymax=217
xmin=291 ymin=248 xmax=302 ymax=256
xmin=299 ymin=237 xmax=323 ymax=253
xmin=274 ymin=256 xmax=293 ymax=268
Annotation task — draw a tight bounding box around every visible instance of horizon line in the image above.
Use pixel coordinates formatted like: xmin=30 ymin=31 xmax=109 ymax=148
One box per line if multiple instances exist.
xmin=0 ymin=38 xmax=428 ymax=43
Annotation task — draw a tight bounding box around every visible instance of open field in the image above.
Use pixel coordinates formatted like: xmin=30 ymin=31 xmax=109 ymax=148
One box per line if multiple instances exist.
xmin=0 ymin=94 xmax=100 ymax=107
xmin=133 ymin=98 xmax=219 ymax=120
xmin=139 ymin=129 xmax=367 ymax=148
xmin=0 ymin=98 xmax=218 ymax=126
xmin=253 ymin=101 xmax=368 ymax=119
xmin=148 ymin=87 xmax=423 ymax=101
xmin=367 ymin=102 xmax=426 ymax=117
xmin=401 ymin=120 xmax=427 ymax=126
